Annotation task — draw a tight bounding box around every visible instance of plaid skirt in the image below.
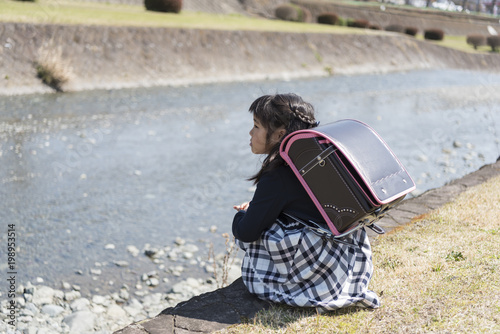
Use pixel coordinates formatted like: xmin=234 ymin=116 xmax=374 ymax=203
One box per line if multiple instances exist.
xmin=236 ymin=219 xmax=380 ymax=311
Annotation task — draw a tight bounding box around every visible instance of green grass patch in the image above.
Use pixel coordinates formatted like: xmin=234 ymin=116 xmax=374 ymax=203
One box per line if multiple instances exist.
xmin=418 ymin=34 xmax=494 ymax=54
xmin=219 ymin=175 xmax=500 ymax=333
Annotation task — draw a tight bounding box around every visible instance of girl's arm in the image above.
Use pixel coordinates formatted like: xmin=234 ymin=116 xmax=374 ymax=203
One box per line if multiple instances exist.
xmin=232 ymin=171 xmax=287 ymax=242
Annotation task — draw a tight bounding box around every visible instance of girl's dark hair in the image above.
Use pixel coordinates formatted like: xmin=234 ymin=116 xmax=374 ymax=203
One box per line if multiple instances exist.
xmin=249 ymin=93 xmax=318 ymax=183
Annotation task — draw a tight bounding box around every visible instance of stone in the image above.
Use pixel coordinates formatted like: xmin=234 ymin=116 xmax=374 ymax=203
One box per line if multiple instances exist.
xmin=92 ymin=304 xmax=106 ymax=314
xmin=90 ymin=268 xmax=102 ymax=276
xmin=32 ymin=286 xmax=55 ymax=306
xmin=41 ymin=304 xmax=65 ymax=317
xmin=114 ymin=260 xmax=129 ymax=267
xmin=107 ymin=304 xmax=127 ymax=320
xmin=64 ymin=290 xmax=81 ymax=301
xmin=63 ymin=311 xmax=96 ymax=333
xmin=123 ymin=305 xmax=142 ymax=318
xmin=117 ymin=278 xmax=270 ymax=334
xmin=147 ymin=278 xmax=160 ymax=287
xmin=119 ymin=289 xmax=130 ymax=301
xmin=20 ymin=308 xmax=35 ymax=317
xmin=34 ymin=328 xmax=59 ymax=334
xmin=24 ymin=282 xmax=35 ymax=295
xmin=144 ymin=248 xmax=159 ymax=258
xmin=92 ymin=295 xmax=108 ymax=305
xmin=174 ymin=237 xmax=185 ymax=246
xmin=70 ymin=298 xmax=90 ymax=311
xmin=16 ymin=296 xmax=26 ymax=308
xmin=53 ymin=289 xmax=65 ymax=301
xmin=24 ymin=302 xmax=39 ymax=315
xmin=127 ymin=245 xmax=140 ymax=257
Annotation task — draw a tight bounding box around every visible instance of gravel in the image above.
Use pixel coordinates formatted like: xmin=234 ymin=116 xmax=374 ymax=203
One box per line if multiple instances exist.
xmin=0 ymin=237 xmax=241 ymax=333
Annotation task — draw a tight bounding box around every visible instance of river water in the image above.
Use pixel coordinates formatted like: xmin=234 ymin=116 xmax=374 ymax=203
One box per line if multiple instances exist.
xmin=1 ymin=69 xmax=499 ymax=296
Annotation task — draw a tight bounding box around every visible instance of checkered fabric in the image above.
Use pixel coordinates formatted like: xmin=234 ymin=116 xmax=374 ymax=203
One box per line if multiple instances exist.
xmin=237 ymin=219 xmax=380 ymax=311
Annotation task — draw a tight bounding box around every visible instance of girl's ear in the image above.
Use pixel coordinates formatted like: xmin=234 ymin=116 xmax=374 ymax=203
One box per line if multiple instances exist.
xmin=278 ymin=129 xmax=286 ymax=140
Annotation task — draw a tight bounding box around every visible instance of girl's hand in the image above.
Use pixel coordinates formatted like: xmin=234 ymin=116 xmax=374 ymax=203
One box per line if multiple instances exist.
xmin=233 ymin=201 xmax=250 ymax=211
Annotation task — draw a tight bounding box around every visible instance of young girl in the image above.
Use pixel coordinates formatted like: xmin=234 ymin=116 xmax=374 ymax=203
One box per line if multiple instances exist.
xmin=232 ymin=93 xmax=380 ymax=312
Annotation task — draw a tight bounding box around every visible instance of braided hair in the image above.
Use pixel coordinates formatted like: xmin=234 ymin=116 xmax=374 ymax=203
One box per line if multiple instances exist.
xmin=248 ymin=93 xmax=318 ymax=183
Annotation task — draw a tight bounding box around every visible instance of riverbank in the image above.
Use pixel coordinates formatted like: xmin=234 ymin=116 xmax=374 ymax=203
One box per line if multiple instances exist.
xmin=2 ymin=20 xmax=500 ymax=96
xmin=116 ymin=159 xmax=500 ymax=333
xmin=0 ymin=236 xmax=243 ymax=333
xmin=1 ymin=159 xmax=497 ymax=333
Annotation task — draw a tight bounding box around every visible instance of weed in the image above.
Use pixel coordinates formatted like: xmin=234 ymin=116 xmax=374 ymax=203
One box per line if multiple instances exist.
xmin=431 ymin=262 xmax=443 ymax=272
xmin=380 ymin=256 xmax=402 ymax=270
xmin=208 ymin=233 xmax=239 ymax=288
xmin=446 ymin=250 xmax=465 ymax=262
xmin=35 ymin=43 xmax=73 ymax=92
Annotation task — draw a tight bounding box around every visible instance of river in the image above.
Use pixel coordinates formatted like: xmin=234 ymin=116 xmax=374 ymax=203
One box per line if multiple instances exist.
xmin=1 ymin=69 xmax=499 ymax=296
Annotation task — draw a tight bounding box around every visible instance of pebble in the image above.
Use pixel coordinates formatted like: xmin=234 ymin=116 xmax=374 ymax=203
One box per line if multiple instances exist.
xmin=126 ymin=245 xmax=140 ymax=257
xmin=41 ymin=304 xmax=65 ymax=317
xmin=0 ymin=235 xmax=242 ymax=333
xmin=114 ymin=260 xmax=130 ymax=267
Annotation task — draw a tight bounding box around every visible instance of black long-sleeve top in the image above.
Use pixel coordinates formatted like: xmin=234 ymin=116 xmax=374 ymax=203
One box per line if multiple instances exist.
xmin=232 ymin=164 xmax=324 ymax=242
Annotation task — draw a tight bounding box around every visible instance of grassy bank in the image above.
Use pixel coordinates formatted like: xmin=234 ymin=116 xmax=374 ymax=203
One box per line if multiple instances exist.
xmin=220 ymin=175 xmax=500 ymax=333
xmin=0 ymin=0 xmax=356 ymax=33
xmin=0 ymin=0 xmax=492 ymax=54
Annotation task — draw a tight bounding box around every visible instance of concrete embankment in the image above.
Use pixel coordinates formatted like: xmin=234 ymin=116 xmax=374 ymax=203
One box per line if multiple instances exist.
xmin=1 ymin=22 xmax=500 ymax=95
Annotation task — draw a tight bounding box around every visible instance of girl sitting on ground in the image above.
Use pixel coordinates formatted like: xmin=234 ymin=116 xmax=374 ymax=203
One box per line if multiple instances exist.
xmin=232 ymin=93 xmax=380 ymax=312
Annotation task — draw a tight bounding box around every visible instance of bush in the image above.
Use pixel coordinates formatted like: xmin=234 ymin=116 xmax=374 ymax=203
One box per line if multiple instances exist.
xmin=466 ymin=34 xmax=486 ymax=50
xmin=385 ymin=24 xmax=405 ymax=33
xmin=144 ymin=0 xmax=182 ymax=13
xmin=275 ymin=4 xmax=296 ymax=21
xmin=275 ymin=4 xmax=310 ymax=23
xmin=301 ymin=7 xmax=312 ymax=23
xmin=405 ymin=27 xmax=418 ymax=37
xmin=368 ymin=24 xmax=382 ymax=30
xmin=347 ymin=19 xmax=370 ymax=29
xmin=424 ymin=29 xmax=445 ymax=41
xmin=317 ymin=12 xmax=340 ymax=25
xmin=487 ymin=35 xmax=500 ymax=52
xmin=337 ymin=17 xmax=348 ymax=26
xmin=35 ymin=45 xmax=73 ymax=92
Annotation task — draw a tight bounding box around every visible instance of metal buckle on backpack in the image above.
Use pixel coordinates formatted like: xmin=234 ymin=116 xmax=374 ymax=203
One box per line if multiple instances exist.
xmin=300 ymin=146 xmax=336 ymax=176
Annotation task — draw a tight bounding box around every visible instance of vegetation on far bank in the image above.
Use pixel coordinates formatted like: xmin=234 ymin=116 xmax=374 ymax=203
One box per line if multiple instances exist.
xmin=219 ymin=175 xmax=500 ymax=333
xmin=0 ymin=0 xmax=497 ymax=54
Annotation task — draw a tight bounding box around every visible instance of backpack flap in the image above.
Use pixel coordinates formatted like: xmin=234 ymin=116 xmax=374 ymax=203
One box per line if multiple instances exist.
xmin=315 ymin=119 xmax=415 ymax=204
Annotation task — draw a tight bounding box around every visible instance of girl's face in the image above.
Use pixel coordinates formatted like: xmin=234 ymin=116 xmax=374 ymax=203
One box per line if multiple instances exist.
xmin=249 ymin=117 xmax=284 ymax=155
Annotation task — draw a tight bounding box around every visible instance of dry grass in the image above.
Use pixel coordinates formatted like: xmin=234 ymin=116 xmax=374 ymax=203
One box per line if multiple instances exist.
xmin=208 ymin=233 xmax=240 ymax=289
xmin=219 ymin=175 xmax=500 ymax=333
xmin=35 ymin=43 xmax=73 ymax=92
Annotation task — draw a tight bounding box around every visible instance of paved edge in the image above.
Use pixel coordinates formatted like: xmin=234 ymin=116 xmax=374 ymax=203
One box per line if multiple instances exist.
xmin=115 ymin=159 xmax=500 ymax=334
xmin=371 ymin=159 xmax=500 ymax=240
